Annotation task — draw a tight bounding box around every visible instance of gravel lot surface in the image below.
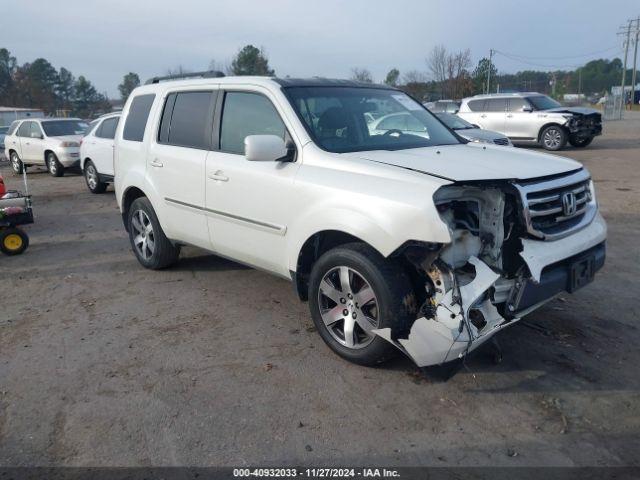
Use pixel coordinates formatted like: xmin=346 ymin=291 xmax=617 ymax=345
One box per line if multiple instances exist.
xmin=1 ymin=118 xmax=639 ymax=467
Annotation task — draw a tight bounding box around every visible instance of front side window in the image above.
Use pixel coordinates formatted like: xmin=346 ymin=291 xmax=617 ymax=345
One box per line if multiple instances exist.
xmin=508 ymin=98 xmax=529 ymax=112
xmin=17 ymin=122 xmax=31 ymax=137
xmin=41 ymin=120 xmax=88 ymax=136
xmin=96 ymin=117 xmax=119 ymax=139
xmin=30 ymin=123 xmax=43 ymax=138
xmin=220 ymin=92 xmax=286 ymax=154
xmin=286 ymin=86 xmax=459 ymax=153
xmin=526 ymin=95 xmax=562 ymax=111
xmin=123 ymin=94 xmax=156 ymax=142
xmin=158 ymin=91 xmax=213 ymax=149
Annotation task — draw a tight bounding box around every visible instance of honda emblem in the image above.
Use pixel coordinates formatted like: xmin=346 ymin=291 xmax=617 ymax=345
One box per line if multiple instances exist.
xmin=562 ymin=192 xmax=577 ymax=216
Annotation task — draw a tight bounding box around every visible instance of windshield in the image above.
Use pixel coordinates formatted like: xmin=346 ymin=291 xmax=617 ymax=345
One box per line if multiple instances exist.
xmin=0 ymin=127 xmax=8 ymax=134
xmin=435 ymin=113 xmax=474 ymax=130
xmin=41 ymin=120 xmax=88 ymax=137
xmin=285 ymin=87 xmax=460 ymax=153
xmin=526 ymin=95 xmax=562 ymax=111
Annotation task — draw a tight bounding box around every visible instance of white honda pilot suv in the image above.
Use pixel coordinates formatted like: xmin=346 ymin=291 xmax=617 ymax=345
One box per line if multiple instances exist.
xmin=115 ymin=75 xmax=607 ymax=369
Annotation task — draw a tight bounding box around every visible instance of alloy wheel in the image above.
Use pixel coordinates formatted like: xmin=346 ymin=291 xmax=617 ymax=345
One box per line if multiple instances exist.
xmin=317 ymin=266 xmax=379 ymax=349
xmin=86 ymin=164 xmax=98 ymax=190
xmin=543 ymin=128 xmax=562 ymax=149
xmin=11 ymin=153 xmax=20 ymax=173
xmin=48 ymin=154 xmax=57 ymax=174
xmin=131 ymin=209 xmax=155 ymax=260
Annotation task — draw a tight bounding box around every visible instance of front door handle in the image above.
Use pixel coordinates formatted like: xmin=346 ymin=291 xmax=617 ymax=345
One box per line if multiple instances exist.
xmin=480 ymin=114 xmax=487 ymax=118
xmin=506 ymin=114 xmax=513 ymax=118
xmin=208 ymin=171 xmax=229 ymax=182
xmin=150 ymin=159 xmax=163 ymax=168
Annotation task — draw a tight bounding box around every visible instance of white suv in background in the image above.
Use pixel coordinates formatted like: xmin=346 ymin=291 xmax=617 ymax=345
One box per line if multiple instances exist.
xmin=3 ymin=118 xmax=88 ymax=176
xmin=80 ymin=112 xmax=121 ymax=193
xmin=457 ymin=93 xmax=602 ymax=151
xmin=114 ymin=75 xmax=606 ymax=370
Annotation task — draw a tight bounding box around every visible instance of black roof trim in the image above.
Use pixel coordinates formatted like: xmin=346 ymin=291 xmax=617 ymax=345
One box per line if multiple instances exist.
xmin=273 ymin=77 xmax=396 ymax=90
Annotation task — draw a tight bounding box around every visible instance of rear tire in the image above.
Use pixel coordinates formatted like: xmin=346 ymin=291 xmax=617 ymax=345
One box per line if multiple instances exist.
xmin=84 ymin=160 xmax=107 ymax=193
xmin=540 ymin=125 xmax=567 ymax=151
xmin=127 ymin=197 xmax=180 ymax=269
xmin=308 ymin=242 xmax=416 ymax=366
xmin=10 ymin=152 xmax=24 ymax=175
xmin=47 ymin=152 xmax=64 ymax=177
xmin=0 ymin=227 xmax=29 ymax=255
xmin=569 ymin=135 xmax=593 ymax=148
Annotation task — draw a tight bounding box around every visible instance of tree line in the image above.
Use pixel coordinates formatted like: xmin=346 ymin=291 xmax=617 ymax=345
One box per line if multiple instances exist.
xmin=1 ymin=43 xmax=635 ymax=120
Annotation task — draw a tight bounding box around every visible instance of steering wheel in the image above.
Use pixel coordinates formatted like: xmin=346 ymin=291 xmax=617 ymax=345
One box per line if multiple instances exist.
xmin=382 ymin=129 xmax=404 ymax=137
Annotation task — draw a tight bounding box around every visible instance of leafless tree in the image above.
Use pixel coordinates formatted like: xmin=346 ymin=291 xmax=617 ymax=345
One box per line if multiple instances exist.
xmin=427 ymin=45 xmax=448 ymax=86
xmin=402 ymin=70 xmax=427 ymax=84
xmin=350 ymin=68 xmax=373 ymax=83
xmin=165 ymin=65 xmax=191 ymax=76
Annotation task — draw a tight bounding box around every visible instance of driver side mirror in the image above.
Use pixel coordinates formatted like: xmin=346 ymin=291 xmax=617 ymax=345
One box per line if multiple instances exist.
xmin=244 ymin=135 xmax=295 ymax=162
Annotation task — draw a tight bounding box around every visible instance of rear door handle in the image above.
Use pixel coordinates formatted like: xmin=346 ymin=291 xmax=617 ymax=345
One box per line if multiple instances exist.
xmin=208 ymin=171 xmax=229 ymax=182
xmin=480 ymin=114 xmax=487 ymax=118
xmin=150 ymin=159 xmax=163 ymax=168
xmin=506 ymin=114 xmax=513 ymax=118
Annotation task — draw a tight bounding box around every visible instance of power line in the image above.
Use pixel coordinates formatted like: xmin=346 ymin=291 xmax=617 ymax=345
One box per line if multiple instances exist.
xmin=493 ymin=50 xmax=623 ymax=70
xmin=494 ymin=45 xmax=621 ymax=61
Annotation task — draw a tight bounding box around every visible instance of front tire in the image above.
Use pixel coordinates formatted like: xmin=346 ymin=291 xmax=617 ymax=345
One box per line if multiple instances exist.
xmin=127 ymin=197 xmax=180 ymax=269
xmin=569 ymin=135 xmax=594 ymax=148
xmin=47 ymin=152 xmax=64 ymax=177
xmin=540 ymin=125 xmax=567 ymax=151
xmin=84 ymin=160 xmax=107 ymax=193
xmin=0 ymin=227 xmax=29 ymax=255
xmin=308 ymin=243 xmax=416 ymax=366
xmin=10 ymin=152 xmax=25 ymax=175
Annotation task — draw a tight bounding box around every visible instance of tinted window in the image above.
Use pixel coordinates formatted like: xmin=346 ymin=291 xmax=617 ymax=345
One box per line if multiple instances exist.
xmin=0 ymin=127 xmax=8 ymax=134
xmin=485 ymin=98 xmax=507 ymax=112
xmin=30 ymin=122 xmax=43 ymax=138
xmin=17 ymin=122 xmax=32 ymax=137
xmin=161 ymin=91 xmax=213 ymax=149
xmin=6 ymin=122 xmax=19 ymax=135
xmin=220 ymin=92 xmax=286 ymax=154
xmin=526 ymin=95 xmax=562 ymax=111
xmin=85 ymin=120 xmax=99 ymax=136
xmin=467 ymin=99 xmax=486 ymax=112
xmin=42 ymin=120 xmax=88 ymax=136
xmin=123 ymin=94 xmax=155 ymax=141
xmin=96 ymin=117 xmax=119 ymax=139
xmin=508 ymin=98 xmax=529 ymax=112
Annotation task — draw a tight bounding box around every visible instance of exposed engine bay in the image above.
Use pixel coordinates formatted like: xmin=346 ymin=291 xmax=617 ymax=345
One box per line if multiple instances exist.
xmin=374 ymin=174 xmax=605 ymax=368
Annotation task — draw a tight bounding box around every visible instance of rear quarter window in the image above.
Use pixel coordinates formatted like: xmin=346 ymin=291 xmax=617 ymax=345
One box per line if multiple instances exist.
xmin=123 ymin=94 xmax=156 ymax=142
xmin=467 ymin=99 xmax=485 ymax=112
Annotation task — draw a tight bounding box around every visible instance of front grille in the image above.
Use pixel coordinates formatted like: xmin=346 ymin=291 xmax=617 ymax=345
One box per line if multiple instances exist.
xmin=493 ymin=138 xmax=509 ymax=145
xmin=516 ymin=169 xmax=597 ymax=240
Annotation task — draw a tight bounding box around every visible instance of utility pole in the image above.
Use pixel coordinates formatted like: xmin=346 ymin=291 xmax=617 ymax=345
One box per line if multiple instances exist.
xmin=631 ymin=18 xmax=640 ymax=108
xmin=486 ymin=49 xmax=494 ymax=94
xmin=619 ymin=20 xmax=632 ymax=118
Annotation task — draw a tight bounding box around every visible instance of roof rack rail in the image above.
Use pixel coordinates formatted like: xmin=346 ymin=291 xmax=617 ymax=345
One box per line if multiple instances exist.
xmin=145 ymin=70 xmax=225 ymax=85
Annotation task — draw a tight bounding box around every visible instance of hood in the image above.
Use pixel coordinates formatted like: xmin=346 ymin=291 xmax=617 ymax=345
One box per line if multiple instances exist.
xmin=456 ymin=128 xmax=508 ymax=143
xmin=544 ymin=106 xmax=600 ymax=116
xmin=53 ymin=135 xmax=83 ymax=144
xmin=344 ymin=143 xmax=582 ymax=181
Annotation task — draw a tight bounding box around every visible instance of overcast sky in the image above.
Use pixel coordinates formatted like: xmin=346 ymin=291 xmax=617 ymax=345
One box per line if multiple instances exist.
xmin=4 ymin=0 xmax=637 ymax=97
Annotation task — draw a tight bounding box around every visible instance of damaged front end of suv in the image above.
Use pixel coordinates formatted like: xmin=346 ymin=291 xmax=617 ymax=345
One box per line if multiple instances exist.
xmin=374 ymin=168 xmax=606 ymax=368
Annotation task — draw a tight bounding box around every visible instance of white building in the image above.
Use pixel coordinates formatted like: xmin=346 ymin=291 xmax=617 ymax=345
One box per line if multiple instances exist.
xmin=0 ymin=107 xmax=45 ymax=127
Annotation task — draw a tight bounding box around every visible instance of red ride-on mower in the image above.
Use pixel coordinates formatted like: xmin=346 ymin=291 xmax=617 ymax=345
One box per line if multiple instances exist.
xmin=0 ymin=171 xmax=33 ymax=256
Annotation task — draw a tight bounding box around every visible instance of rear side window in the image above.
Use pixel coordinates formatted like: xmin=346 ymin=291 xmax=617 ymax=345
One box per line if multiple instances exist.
xmin=158 ymin=91 xmax=214 ymax=149
xmin=467 ymin=100 xmax=485 ymax=112
xmin=17 ymin=122 xmax=32 ymax=137
xmin=123 ymin=94 xmax=155 ymax=142
xmin=486 ymin=98 xmax=507 ymax=112
xmin=220 ymin=92 xmax=286 ymax=155
xmin=96 ymin=117 xmax=119 ymax=139
xmin=7 ymin=122 xmax=19 ymax=135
